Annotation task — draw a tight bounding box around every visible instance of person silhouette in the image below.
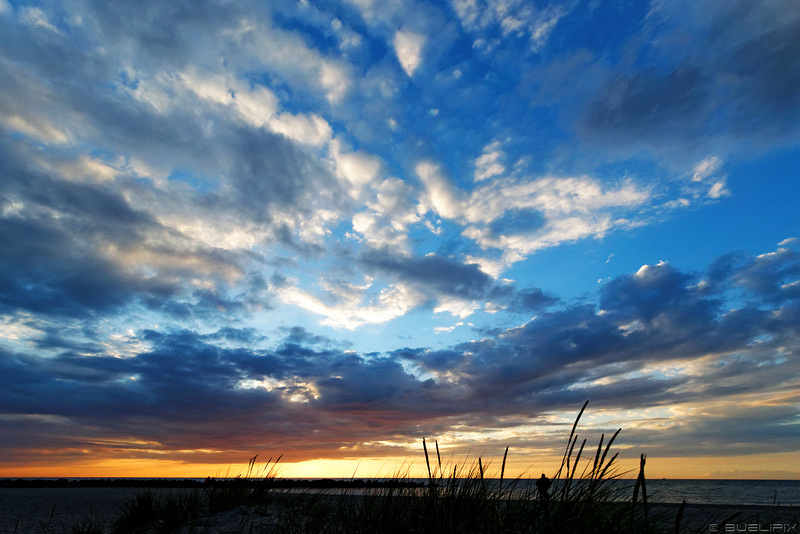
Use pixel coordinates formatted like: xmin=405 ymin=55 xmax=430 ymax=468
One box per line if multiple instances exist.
xmin=536 ymin=473 xmax=551 ymax=500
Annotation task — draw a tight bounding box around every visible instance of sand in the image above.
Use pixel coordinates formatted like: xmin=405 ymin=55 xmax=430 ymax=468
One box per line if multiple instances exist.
xmin=2 ymin=488 xmax=798 ymax=533
xmin=0 ymin=487 xmax=193 ymax=533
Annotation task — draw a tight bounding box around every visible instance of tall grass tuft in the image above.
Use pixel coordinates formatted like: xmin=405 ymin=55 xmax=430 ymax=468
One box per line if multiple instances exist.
xmin=329 ymin=401 xmax=662 ymax=533
xmin=109 ymin=454 xmax=283 ymax=533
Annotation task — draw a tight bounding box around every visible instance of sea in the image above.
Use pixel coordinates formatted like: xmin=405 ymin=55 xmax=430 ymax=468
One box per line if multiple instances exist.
xmin=621 ymin=479 xmax=799 ymax=506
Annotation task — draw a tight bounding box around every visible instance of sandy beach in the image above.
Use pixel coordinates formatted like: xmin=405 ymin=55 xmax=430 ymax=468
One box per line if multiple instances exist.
xmin=2 ymin=487 xmax=798 ymax=533
xmin=0 ymin=487 xmax=195 ymax=533
xmin=651 ymin=503 xmax=800 ymax=533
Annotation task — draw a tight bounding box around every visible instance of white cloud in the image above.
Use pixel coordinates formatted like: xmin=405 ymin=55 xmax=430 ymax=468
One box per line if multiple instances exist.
xmin=434 ymin=296 xmax=479 ymax=319
xmin=464 ymin=255 xmax=506 ymax=278
xmin=158 ymin=217 xmax=267 ymax=251
xmin=330 ymin=139 xmax=382 ymax=196
xmin=708 ymin=180 xmax=729 ymax=199
xmin=224 ymin=19 xmax=351 ymax=103
xmin=415 ymin=148 xmax=654 ymax=273
xmin=420 ymin=166 xmax=650 ymax=272
xmin=331 ymin=18 xmax=362 ymax=50
xmin=279 ymin=281 xmax=426 ymax=329
xmin=179 ymin=70 xmax=332 ymax=147
xmin=453 ymin=0 xmax=568 ymax=52
xmin=20 ymin=7 xmax=61 ymax=33
xmin=687 ymin=156 xmax=728 ymax=199
xmin=691 ymin=156 xmax=722 ymax=181
xmin=393 ymin=31 xmax=425 ymax=77
xmin=434 ymin=322 xmax=463 ymax=334
xmin=351 ymin=178 xmax=421 ymax=251
xmin=0 ymin=113 xmax=69 ymax=144
xmin=474 ymin=141 xmax=505 ymax=182
xmin=529 ymin=9 xmax=565 ymax=51
xmin=53 ymin=155 xmax=121 ymax=183
xmin=463 ymin=176 xmax=648 ymax=224
xmin=416 ymin=162 xmax=465 ymax=219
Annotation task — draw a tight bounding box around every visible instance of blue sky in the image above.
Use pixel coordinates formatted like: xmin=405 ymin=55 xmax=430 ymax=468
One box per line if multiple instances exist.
xmin=1 ymin=0 xmax=799 ymax=478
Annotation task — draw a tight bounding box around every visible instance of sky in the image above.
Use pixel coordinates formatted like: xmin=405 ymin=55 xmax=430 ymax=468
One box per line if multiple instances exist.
xmin=1 ymin=0 xmax=799 ymax=480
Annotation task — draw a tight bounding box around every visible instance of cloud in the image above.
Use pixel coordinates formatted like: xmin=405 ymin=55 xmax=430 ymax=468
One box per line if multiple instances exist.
xmin=580 ymin=0 xmax=800 ymax=157
xmin=0 ymin=1 xmax=363 ymax=328
xmin=330 ymin=139 xmax=383 ymax=197
xmin=393 ymin=31 xmax=425 ymax=77
xmin=474 ymin=141 xmax=506 ymax=182
xmin=452 ymin=0 xmax=568 ymax=52
xmin=418 ymin=168 xmax=650 ymax=270
xmin=1 ymin=245 xmax=798 ymax=466
xmin=2 ymin=0 xmax=799 ymax=474
xmin=358 ymin=247 xmax=558 ymax=317
xmin=416 ymin=162 xmax=465 ymax=219
xmin=350 ymin=177 xmax=422 ymax=251
xmin=359 ymin=249 xmax=493 ymax=301
xmin=278 ymin=279 xmax=426 ymax=330
xmin=414 ymin=153 xmax=658 ymax=274
xmin=691 ymin=156 xmax=722 ymax=182
xmin=19 ymin=6 xmax=61 ymax=34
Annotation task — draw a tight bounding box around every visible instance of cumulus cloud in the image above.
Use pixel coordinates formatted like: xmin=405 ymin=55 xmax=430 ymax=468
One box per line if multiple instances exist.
xmin=330 ymin=139 xmax=383 ymax=197
xmin=417 ymin=162 xmax=650 ymax=271
xmin=350 ymin=178 xmax=422 ymax=251
xmin=416 ymin=162 xmax=465 ymax=219
xmin=393 ymin=30 xmax=425 ymax=77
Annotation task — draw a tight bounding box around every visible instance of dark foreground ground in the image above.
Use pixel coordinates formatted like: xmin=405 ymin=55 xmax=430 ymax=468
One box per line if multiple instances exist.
xmin=0 ymin=487 xmax=192 ymax=533
xmin=1 ymin=487 xmax=798 ymax=533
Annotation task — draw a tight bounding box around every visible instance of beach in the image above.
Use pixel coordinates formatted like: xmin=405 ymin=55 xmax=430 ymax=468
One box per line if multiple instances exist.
xmin=2 ymin=487 xmax=798 ymax=533
xmin=0 ymin=487 xmax=194 ymax=533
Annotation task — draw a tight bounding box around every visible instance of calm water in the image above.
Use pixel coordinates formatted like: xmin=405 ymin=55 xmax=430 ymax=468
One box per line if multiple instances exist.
xmin=636 ymin=479 xmax=800 ymax=506
xmin=357 ymin=478 xmax=800 ymax=506
xmin=493 ymin=478 xmax=800 ymax=506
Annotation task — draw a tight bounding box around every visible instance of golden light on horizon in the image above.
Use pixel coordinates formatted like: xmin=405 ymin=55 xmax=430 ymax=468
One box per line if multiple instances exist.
xmin=3 ymin=449 xmax=799 ymax=480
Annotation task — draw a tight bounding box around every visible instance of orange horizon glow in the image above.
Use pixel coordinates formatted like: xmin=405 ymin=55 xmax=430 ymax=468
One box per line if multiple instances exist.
xmin=3 ymin=451 xmax=799 ymax=480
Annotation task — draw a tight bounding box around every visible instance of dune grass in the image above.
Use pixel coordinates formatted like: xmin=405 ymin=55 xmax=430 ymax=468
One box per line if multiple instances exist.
xmin=46 ymin=401 xmax=796 ymax=533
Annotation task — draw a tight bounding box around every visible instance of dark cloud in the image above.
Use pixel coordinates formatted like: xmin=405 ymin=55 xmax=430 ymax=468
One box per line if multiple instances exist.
xmin=82 ymin=0 xmax=242 ymax=66
xmin=0 ymin=1 xmax=345 ymax=319
xmin=0 ymin=207 xmax=173 ymax=317
xmin=584 ymin=66 xmax=708 ymax=141
xmin=2 ymin=248 xmax=797 ymax=465
xmin=487 ymin=208 xmax=546 ymax=237
xmin=580 ymin=0 xmax=800 ymax=154
xmin=358 ymin=247 xmax=558 ymax=312
xmin=501 ymin=287 xmax=561 ymax=313
xmin=0 ymin=143 xmax=254 ymax=320
xmin=359 ymin=248 xmax=493 ymax=300
xmin=598 ymin=262 xmax=707 ymax=323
